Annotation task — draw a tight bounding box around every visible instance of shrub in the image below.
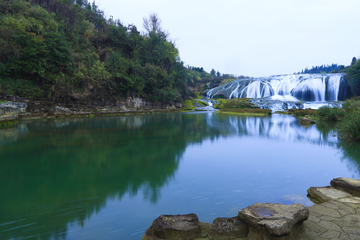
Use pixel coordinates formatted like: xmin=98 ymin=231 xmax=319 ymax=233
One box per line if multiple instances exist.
xmin=316 ymin=106 xmax=344 ymax=122
xmin=338 ymin=99 xmax=360 ymax=141
xmin=338 ymin=111 xmax=360 ymax=141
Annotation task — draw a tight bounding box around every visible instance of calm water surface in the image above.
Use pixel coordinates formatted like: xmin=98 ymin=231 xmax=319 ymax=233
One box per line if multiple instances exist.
xmin=1 ymin=112 xmax=360 ymax=239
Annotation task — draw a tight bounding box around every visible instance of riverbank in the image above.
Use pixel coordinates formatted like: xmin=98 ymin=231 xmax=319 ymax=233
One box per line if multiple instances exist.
xmin=0 ymin=97 xmax=183 ymax=125
xmin=143 ymin=177 xmax=360 ymax=240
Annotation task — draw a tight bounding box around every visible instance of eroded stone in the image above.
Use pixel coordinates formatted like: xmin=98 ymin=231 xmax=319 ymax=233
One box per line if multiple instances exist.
xmin=238 ymin=203 xmax=309 ymax=236
xmin=209 ymin=217 xmax=248 ymax=240
xmin=331 ymin=177 xmax=360 ymax=197
xmin=151 ymin=214 xmax=202 ymax=239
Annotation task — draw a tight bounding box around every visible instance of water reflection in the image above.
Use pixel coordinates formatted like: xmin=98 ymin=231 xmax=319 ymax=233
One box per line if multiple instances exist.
xmin=206 ymin=113 xmax=338 ymax=145
xmin=0 ymin=113 xmax=359 ymax=240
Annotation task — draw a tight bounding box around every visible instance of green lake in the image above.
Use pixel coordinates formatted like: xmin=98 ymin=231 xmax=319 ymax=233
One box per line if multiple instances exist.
xmin=1 ymin=112 xmax=360 ymax=239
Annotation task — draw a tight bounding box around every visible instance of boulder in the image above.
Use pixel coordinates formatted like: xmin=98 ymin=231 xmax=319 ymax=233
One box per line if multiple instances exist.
xmin=146 ymin=214 xmax=202 ymax=240
xmin=238 ymin=203 xmax=309 ymax=237
xmin=307 ymin=186 xmax=351 ymax=203
xmin=298 ymin=116 xmax=315 ymax=126
xmin=209 ymin=217 xmax=248 ymax=240
xmin=330 ymin=177 xmax=360 ymax=197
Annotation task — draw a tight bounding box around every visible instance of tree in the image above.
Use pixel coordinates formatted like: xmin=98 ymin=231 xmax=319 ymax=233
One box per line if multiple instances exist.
xmin=351 ymin=57 xmax=357 ymax=66
xmin=210 ymin=69 xmax=216 ymax=77
xmin=143 ymin=13 xmax=168 ymax=38
xmin=216 ymin=71 xmax=221 ymax=77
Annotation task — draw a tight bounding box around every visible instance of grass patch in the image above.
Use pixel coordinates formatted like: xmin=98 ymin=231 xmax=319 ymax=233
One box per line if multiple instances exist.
xmin=183 ymin=99 xmax=197 ymax=110
xmin=182 ymin=99 xmax=208 ymax=110
xmin=0 ymin=120 xmax=18 ymax=128
xmin=218 ymin=108 xmax=271 ymax=116
xmin=0 ymin=100 xmax=8 ymax=103
xmin=214 ymin=98 xmax=257 ymax=109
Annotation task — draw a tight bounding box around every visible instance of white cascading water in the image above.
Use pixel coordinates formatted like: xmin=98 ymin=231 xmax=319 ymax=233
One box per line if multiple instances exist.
xmin=327 ymin=75 xmax=342 ymax=101
xmin=207 ymin=73 xmax=345 ymax=102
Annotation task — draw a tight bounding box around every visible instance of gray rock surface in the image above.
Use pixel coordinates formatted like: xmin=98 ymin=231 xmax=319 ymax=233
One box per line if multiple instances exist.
xmin=209 ymin=217 xmax=248 ymax=240
xmin=331 ymin=177 xmax=360 ymax=197
xmin=307 ymin=186 xmax=352 ymax=203
xmin=237 ymin=203 xmax=309 ymax=236
xmin=150 ymin=214 xmax=202 ymax=240
xmin=299 ymin=116 xmax=315 ymax=125
xmin=55 ymin=106 xmax=73 ymax=113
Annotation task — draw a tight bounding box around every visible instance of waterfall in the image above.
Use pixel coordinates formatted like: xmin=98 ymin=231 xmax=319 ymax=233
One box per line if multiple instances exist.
xmin=327 ymin=75 xmax=342 ymax=101
xmin=206 ymin=73 xmax=346 ymax=102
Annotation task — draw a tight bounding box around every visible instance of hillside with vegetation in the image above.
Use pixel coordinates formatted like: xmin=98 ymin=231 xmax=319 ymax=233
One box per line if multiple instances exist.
xmin=0 ymin=0 xmax=209 ymax=103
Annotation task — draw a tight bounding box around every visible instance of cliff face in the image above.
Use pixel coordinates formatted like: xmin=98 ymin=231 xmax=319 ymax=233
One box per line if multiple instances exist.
xmin=0 ymin=96 xmax=183 ymax=122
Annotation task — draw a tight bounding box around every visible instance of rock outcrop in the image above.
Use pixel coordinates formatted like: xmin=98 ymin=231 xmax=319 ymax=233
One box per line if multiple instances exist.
xmin=143 ymin=204 xmax=309 ymax=240
xmin=330 ymin=177 xmax=360 ymax=197
xmin=143 ymin=214 xmax=202 ymax=240
xmin=238 ymin=203 xmax=309 ymax=238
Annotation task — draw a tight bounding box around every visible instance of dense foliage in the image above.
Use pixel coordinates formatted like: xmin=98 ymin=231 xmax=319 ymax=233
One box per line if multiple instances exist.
xmin=338 ymin=98 xmax=360 ymax=141
xmin=345 ymin=59 xmax=360 ymax=96
xmin=316 ymin=98 xmax=360 ymax=141
xmin=316 ymin=106 xmax=344 ymax=122
xmin=0 ymin=0 xmax=189 ymax=102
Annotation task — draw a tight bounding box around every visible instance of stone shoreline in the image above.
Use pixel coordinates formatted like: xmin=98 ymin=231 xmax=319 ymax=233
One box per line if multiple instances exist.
xmin=0 ymin=97 xmax=183 ymax=126
xmin=143 ymin=178 xmax=360 ymax=240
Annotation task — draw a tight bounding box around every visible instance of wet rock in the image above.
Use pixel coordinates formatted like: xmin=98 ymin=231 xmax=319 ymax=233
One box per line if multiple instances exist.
xmin=299 ymin=116 xmax=315 ymax=125
xmin=145 ymin=214 xmax=202 ymax=240
xmin=209 ymin=217 xmax=248 ymax=240
xmin=194 ymin=101 xmax=201 ymax=107
xmin=238 ymin=203 xmax=309 ymax=237
xmin=331 ymin=177 xmax=360 ymax=197
xmin=307 ymin=186 xmax=351 ymax=203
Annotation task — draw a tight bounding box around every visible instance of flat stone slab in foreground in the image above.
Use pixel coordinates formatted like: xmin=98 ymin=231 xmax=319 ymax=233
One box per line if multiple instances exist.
xmin=307 ymin=186 xmax=352 ymax=203
xmin=299 ymin=197 xmax=360 ymax=239
xmin=237 ymin=203 xmax=309 ymax=237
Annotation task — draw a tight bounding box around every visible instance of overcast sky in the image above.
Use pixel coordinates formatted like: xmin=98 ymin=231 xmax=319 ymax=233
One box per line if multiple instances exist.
xmin=95 ymin=0 xmax=360 ymax=77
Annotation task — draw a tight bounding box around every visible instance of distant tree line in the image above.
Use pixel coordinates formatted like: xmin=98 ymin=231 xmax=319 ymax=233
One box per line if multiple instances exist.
xmin=298 ymin=64 xmax=342 ymax=74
